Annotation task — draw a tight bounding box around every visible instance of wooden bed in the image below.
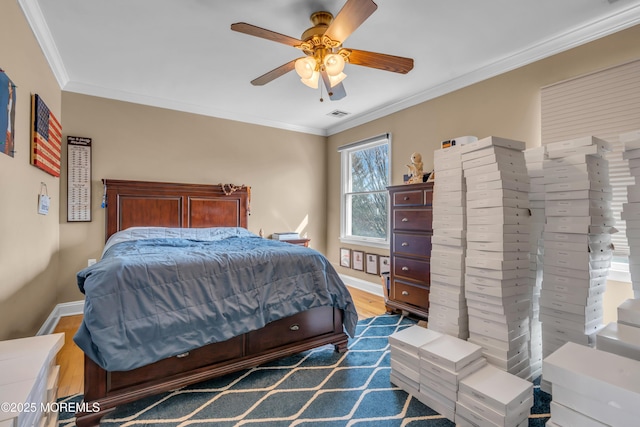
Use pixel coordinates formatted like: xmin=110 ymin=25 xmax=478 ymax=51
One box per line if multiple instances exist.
xmin=76 ymin=179 xmax=349 ymax=427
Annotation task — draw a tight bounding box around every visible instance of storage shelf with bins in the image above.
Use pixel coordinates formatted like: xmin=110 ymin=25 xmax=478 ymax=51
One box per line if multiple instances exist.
xmin=386 ymin=182 xmax=433 ymax=319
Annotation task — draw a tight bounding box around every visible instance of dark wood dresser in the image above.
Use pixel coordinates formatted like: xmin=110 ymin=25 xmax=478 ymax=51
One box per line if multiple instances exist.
xmin=387 ymin=182 xmax=433 ymax=319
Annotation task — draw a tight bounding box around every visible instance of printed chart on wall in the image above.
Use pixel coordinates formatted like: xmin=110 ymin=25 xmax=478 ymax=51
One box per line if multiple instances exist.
xmin=67 ymin=136 xmax=92 ymax=222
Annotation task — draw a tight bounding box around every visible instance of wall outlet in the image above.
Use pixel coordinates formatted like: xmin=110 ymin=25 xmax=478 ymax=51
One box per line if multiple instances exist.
xmin=88 ymin=259 xmax=97 ymax=266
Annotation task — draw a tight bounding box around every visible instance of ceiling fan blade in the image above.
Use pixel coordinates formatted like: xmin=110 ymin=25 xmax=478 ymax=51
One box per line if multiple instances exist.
xmin=346 ymin=49 xmax=414 ymax=74
xmin=320 ymin=70 xmax=347 ymax=100
xmin=231 ymin=22 xmax=303 ymax=47
xmin=251 ymin=59 xmax=297 ymax=86
xmin=324 ymin=0 xmax=378 ymax=44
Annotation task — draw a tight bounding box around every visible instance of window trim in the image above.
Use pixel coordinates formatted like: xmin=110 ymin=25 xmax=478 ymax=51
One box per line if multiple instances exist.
xmin=338 ymin=133 xmax=391 ymax=249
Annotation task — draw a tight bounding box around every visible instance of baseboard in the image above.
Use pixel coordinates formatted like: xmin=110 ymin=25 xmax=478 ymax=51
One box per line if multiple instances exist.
xmin=339 ymin=274 xmax=383 ymax=297
xmin=37 ymin=300 xmax=84 ymax=336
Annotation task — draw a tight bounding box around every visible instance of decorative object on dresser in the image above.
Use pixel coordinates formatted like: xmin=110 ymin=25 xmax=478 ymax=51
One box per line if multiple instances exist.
xmin=75 ymin=179 xmax=355 ymax=427
xmin=386 ymin=182 xmax=433 ymax=319
xmin=405 ymin=152 xmax=425 ymax=184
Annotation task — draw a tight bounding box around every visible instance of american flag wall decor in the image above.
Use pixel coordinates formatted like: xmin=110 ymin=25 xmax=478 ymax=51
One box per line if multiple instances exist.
xmin=30 ymin=94 xmax=61 ymax=177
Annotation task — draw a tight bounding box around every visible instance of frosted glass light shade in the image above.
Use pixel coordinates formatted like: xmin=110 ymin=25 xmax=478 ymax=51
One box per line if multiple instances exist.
xmin=295 ymin=57 xmax=317 ymax=79
xmin=301 ymin=70 xmax=319 ymax=89
xmin=324 ymin=54 xmax=345 ymax=76
xmin=328 ymin=72 xmax=347 ymax=87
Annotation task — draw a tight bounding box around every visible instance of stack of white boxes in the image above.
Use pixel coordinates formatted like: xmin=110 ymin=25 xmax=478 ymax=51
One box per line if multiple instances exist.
xmin=389 ymin=325 xmax=443 ymax=396
xmin=543 ymin=341 xmax=640 ymax=426
xmin=429 ymin=145 xmax=469 ymax=338
xmin=621 ymin=130 xmax=640 ymax=298
xmin=524 ymin=146 xmax=546 ymax=379
xmin=417 ymin=334 xmax=486 ymax=421
xmin=456 ymin=364 xmax=534 ymax=427
xmin=539 ymin=136 xmax=614 ymax=364
xmin=460 ymin=136 xmax=532 ymax=377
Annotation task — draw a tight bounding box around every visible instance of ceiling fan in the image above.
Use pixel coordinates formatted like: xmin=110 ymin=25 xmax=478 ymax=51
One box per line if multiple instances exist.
xmin=230 ymin=0 xmax=414 ymax=101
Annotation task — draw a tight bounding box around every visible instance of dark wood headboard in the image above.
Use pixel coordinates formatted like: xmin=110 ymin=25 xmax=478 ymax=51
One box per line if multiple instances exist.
xmin=103 ymin=179 xmax=250 ymax=241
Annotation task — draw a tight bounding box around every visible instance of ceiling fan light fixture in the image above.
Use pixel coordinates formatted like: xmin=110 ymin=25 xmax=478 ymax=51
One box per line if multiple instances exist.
xmin=294 ymin=57 xmax=317 ymax=80
xmin=328 ymin=71 xmax=347 ymax=87
xmin=300 ymin=70 xmax=320 ymax=89
xmin=323 ymin=53 xmax=345 ymax=76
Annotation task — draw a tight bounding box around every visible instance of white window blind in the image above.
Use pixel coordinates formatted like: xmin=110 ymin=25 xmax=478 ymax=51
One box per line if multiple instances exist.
xmin=541 ymin=59 xmax=640 ymax=258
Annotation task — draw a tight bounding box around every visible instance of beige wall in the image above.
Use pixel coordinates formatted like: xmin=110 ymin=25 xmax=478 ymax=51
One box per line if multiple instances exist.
xmin=57 ymin=93 xmax=328 ymax=303
xmin=2 ymin=0 xmax=640 ymax=340
xmin=0 ymin=0 xmax=62 ymax=338
xmin=326 ymin=25 xmax=640 ymax=286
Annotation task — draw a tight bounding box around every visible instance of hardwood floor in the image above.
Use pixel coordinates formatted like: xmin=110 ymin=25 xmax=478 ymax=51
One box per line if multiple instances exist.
xmin=52 ymin=286 xmax=387 ymax=398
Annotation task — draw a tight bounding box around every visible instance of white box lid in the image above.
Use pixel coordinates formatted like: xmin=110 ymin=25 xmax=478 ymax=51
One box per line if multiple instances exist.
xmin=458 ymin=364 xmax=532 ymax=414
xmin=543 ymin=341 xmax=640 ymax=415
xmin=418 ymin=334 xmax=483 ymax=371
xmin=387 ymin=325 xmax=442 ymax=353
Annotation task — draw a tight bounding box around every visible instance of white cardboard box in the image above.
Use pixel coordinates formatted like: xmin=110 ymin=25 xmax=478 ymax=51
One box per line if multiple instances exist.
xmin=419 ymin=334 xmax=483 ymax=372
xmin=458 ymin=364 xmax=533 ymax=415
xmin=420 ymin=356 xmax=487 ymax=386
xmin=468 ymin=331 xmax=530 ymax=353
xmin=549 ymin=401 xmax=608 ymax=427
xmin=467 ymin=241 xmax=530 ymax=252
xmin=596 ymin=322 xmax=640 ymax=361
xmin=461 ymin=145 xmax=526 ymax=162
xmin=388 ymin=326 xmax=443 ymax=359
xmin=460 ymin=136 xmax=526 ymax=154
xmin=390 ymin=357 xmax=420 ymax=383
xmin=617 ymin=298 xmax=640 ymax=328
xmin=416 ymin=386 xmax=456 ymax=421
xmin=467 ymin=197 xmax=529 ymax=209
xmin=551 ymin=383 xmax=635 ymax=427
xmin=543 ymin=342 xmax=640 ymax=419
xmin=457 ymin=392 xmax=532 ymax=426
xmin=546 ymin=135 xmax=611 ymax=152
xmin=466 ymin=266 xmax=530 ymax=281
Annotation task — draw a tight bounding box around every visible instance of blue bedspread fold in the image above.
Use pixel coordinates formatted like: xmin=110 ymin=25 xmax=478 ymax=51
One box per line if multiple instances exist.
xmin=74 ymin=228 xmax=357 ymax=372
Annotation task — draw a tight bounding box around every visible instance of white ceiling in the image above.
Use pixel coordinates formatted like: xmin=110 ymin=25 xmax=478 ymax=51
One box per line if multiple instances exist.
xmin=20 ymin=0 xmax=640 ymax=136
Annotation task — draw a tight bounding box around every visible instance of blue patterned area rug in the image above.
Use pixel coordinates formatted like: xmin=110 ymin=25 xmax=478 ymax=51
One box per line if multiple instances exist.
xmin=58 ymin=315 xmax=550 ymax=426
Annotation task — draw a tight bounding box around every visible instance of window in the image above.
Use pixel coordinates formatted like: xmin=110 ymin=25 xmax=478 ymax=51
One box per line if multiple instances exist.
xmin=339 ymin=134 xmax=391 ymax=247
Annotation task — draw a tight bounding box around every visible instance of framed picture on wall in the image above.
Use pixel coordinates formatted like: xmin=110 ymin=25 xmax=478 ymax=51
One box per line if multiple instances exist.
xmin=352 ymin=250 xmax=364 ymax=271
xmin=379 ymin=256 xmax=390 ymax=274
xmin=340 ymin=248 xmax=351 ymax=268
xmin=365 ymin=253 xmax=379 ymax=275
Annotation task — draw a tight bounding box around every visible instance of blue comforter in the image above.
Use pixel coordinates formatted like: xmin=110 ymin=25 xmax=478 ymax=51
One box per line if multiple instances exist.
xmin=74 ymin=228 xmax=357 ymax=372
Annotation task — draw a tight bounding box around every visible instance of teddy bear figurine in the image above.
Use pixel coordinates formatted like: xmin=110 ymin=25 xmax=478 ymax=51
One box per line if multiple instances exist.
xmin=406 ymin=152 xmax=424 ymax=184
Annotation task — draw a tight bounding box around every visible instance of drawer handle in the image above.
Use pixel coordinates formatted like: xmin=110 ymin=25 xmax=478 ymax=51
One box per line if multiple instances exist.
xmin=403 ymin=196 xmax=410 ymax=200
xmin=402 ymin=291 xmax=409 ymax=296
xmin=176 ymin=352 xmax=190 ymax=358
xmin=401 ymin=218 xmax=409 ymax=222
xmin=402 ymin=266 xmax=409 ymax=271
xmin=290 ymin=324 xmax=300 ymax=331
xmin=401 ymin=242 xmax=409 ymax=247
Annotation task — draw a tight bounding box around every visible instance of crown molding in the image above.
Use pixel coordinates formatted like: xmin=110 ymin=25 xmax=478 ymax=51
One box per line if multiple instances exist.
xmin=19 ymin=0 xmax=69 ymax=89
xmin=63 ymin=80 xmax=328 ymax=136
xmin=326 ymin=3 xmax=640 ymax=136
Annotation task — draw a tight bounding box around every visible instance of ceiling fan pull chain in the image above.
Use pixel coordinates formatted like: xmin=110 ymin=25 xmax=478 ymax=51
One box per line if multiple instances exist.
xmin=319 ymin=80 xmax=324 ymax=102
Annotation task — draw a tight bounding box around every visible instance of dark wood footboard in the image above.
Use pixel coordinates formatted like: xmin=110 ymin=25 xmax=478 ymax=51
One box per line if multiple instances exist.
xmin=76 ymin=306 xmax=348 ymax=427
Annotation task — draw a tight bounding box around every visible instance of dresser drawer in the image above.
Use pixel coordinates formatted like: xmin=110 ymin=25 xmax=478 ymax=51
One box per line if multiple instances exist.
xmin=393 ymin=232 xmax=432 ymax=258
xmin=393 ymin=280 xmax=430 ymax=309
xmin=393 ymin=189 xmax=424 ymax=206
xmin=247 ymin=306 xmax=335 ymax=353
xmin=393 ymin=209 xmax=432 ymax=231
xmin=393 ymin=256 xmax=430 ymax=282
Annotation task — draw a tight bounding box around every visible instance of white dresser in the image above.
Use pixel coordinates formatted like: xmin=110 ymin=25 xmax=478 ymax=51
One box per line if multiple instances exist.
xmin=0 ymin=333 xmax=64 ymax=427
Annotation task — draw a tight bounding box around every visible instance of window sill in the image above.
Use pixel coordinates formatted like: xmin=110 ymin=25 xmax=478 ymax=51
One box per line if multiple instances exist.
xmin=339 ymin=236 xmax=389 ymax=250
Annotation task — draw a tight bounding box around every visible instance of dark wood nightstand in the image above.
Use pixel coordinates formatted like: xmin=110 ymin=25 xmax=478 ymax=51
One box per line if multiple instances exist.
xmin=281 ymin=238 xmax=310 ymax=247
